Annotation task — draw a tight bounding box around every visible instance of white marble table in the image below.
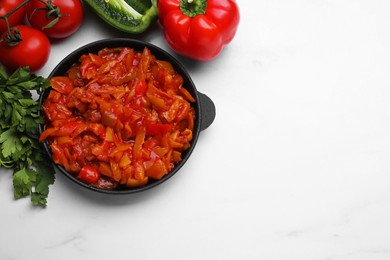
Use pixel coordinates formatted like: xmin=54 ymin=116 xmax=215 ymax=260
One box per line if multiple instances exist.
xmin=2 ymin=1 xmax=390 ymax=259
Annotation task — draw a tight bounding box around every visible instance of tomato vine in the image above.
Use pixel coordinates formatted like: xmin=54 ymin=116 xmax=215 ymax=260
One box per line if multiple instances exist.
xmin=0 ymin=0 xmax=62 ymax=46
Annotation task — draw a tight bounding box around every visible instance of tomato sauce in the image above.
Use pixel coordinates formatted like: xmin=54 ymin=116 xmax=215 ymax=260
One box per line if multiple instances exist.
xmin=40 ymin=47 xmax=195 ymax=189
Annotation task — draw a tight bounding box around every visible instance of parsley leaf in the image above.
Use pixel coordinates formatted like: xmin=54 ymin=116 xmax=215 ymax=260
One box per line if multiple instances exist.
xmin=31 ymin=159 xmax=55 ymax=206
xmin=0 ymin=66 xmax=55 ymax=207
xmin=0 ymin=129 xmax=22 ymax=158
xmin=13 ymin=168 xmax=37 ymax=199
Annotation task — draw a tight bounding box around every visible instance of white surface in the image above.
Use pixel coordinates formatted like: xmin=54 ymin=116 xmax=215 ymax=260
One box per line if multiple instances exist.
xmin=2 ymin=1 xmax=390 ymax=259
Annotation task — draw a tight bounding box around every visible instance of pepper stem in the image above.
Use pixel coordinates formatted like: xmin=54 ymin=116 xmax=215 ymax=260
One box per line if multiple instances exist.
xmin=180 ymin=0 xmax=207 ymax=17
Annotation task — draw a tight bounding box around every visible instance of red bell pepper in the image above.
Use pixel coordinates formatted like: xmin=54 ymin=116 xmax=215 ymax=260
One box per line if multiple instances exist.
xmin=157 ymin=0 xmax=240 ymax=61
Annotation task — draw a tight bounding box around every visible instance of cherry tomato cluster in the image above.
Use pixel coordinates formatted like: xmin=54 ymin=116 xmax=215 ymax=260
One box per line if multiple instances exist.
xmin=0 ymin=0 xmax=83 ymax=72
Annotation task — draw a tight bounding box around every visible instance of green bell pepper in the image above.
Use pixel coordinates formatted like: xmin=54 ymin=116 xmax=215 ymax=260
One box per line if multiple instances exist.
xmin=83 ymin=0 xmax=157 ymax=34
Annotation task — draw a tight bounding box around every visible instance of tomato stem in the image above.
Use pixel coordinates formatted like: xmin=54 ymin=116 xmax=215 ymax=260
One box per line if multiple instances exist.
xmin=0 ymin=0 xmax=31 ymax=20
xmin=0 ymin=0 xmax=62 ymax=46
xmin=0 ymin=0 xmax=31 ymax=46
xmin=34 ymin=0 xmax=63 ymax=30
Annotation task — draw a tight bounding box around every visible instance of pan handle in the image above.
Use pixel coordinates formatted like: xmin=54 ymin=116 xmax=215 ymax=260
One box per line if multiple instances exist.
xmin=198 ymin=92 xmax=216 ymax=131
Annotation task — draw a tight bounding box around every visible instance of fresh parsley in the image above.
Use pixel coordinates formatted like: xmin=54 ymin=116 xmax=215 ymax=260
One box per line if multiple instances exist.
xmin=0 ymin=66 xmax=55 ymax=207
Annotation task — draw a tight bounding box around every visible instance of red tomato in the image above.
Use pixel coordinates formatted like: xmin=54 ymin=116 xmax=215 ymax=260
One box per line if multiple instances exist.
xmin=0 ymin=0 xmax=26 ymax=34
xmin=26 ymin=0 xmax=83 ymax=39
xmin=0 ymin=25 xmax=50 ymax=72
